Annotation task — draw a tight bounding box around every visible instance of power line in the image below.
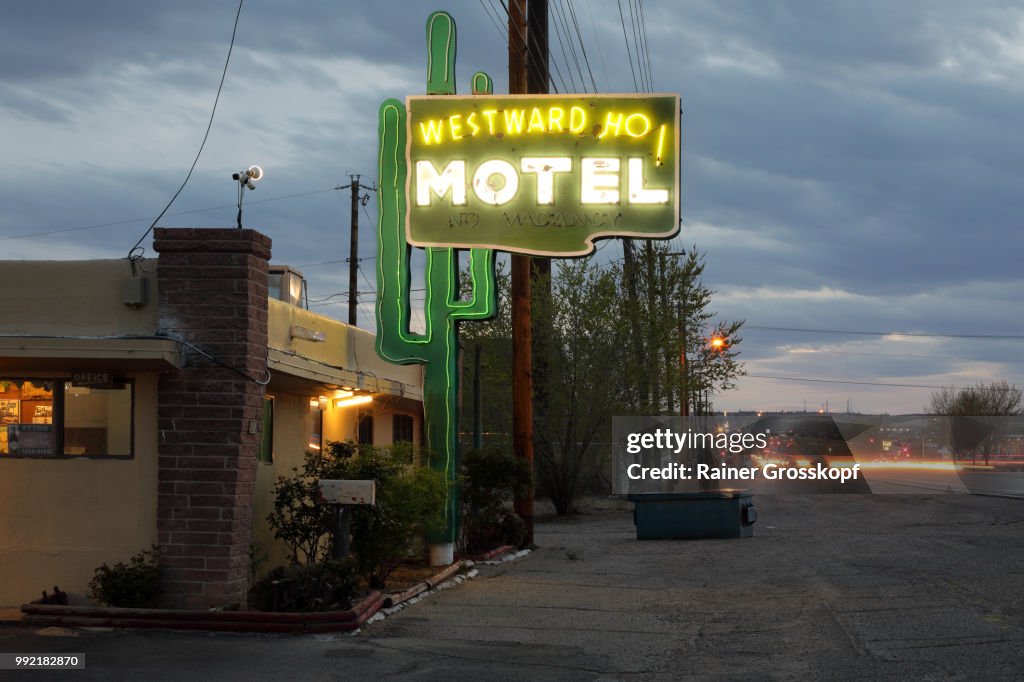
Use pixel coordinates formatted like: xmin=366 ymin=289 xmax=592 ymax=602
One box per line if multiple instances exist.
xmin=551 ymin=0 xmax=585 ymax=92
xmin=0 ymin=187 xmax=342 ymax=243
xmin=585 ymin=1 xmax=610 ymax=90
xmin=565 ymin=0 xmax=599 ymax=92
xmin=745 ymin=326 xmax=1024 ymax=341
xmin=627 ymin=0 xmax=647 ymax=91
xmin=491 ymin=0 xmax=568 ymax=93
xmin=126 ymin=0 xmax=245 ymax=262
xmin=616 ymin=0 xmax=639 ymax=91
xmin=636 ymin=0 xmax=655 ymax=91
xmin=745 ymin=374 xmax=1016 ymax=391
xmin=294 ymin=255 xmax=376 ymax=269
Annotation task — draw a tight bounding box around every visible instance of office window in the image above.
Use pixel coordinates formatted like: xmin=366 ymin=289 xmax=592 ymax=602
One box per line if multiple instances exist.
xmin=393 ymin=414 xmax=414 ymax=444
xmin=63 ymin=382 xmax=133 ymax=456
xmin=258 ymin=397 xmax=274 ymax=463
xmin=0 ymin=377 xmax=133 ymax=458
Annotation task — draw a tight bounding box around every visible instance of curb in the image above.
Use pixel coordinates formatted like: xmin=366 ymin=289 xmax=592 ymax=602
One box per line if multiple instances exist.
xmin=367 ymin=548 xmax=532 ymax=628
xmin=383 ymin=561 xmax=464 ymax=608
xmin=20 ymin=592 xmax=385 ymax=634
xmin=17 ymin=548 xmax=534 ymax=634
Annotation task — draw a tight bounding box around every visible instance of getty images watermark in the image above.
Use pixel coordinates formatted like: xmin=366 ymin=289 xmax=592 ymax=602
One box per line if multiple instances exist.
xmin=612 ymin=415 xmax=1023 ymax=496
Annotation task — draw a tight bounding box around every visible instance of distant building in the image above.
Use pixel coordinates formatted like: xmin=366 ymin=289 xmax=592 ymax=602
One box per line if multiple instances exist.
xmin=0 ymin=228 xmax=423 ymax=608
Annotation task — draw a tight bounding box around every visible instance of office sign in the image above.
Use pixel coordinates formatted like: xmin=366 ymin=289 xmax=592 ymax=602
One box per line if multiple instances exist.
xmin=406 ymin=93 xmax=680 ymax=256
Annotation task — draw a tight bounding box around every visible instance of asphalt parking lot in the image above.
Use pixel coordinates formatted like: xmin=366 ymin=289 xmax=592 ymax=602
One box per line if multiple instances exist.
xmin=2 ymin=493 xmax=1022 ymax=680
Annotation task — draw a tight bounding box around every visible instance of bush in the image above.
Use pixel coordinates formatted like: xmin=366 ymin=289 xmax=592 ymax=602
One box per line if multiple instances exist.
xmin=88 ymin=548 xmax=160 ymax=608
xmin=266 ymin=441 xmax=357 ymax=565
xmin=248 ymin=558 xmax=357 ymax=612
xmin=266 ymin=441 xmax=448 ymax=589
xmin=342 ymin=447 xmax=447 ymax=588
xmin=459 ymin=446 xmax=531 ymax=554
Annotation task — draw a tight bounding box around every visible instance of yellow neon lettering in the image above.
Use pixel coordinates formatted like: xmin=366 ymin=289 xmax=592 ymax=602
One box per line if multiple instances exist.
xmin=528 ymin=107 xmax=545 ymax=133
xmin=569 ymin=106 xmax=586 ymax=133
xmin=548 ymin=107 xmax=565 ymax=132
xmin=467 ymin=112 xmax=480 ymax=136
xmin=482 ymin=109 xmax=498 ymax=134
xmin=625 ymin=113 xmax=651 ymax=138
xmin=599 ymin=112 xmax=623 ymax=139
xmin=419 ymin=119 xmax=445 ymax=145
xmin=449 ymin=114 xmax=463 ymax=139
xmin=504 ymin=109 xmax=527 ymax=134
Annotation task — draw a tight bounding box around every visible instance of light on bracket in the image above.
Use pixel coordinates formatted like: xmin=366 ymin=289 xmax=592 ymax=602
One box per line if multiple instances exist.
xmin=334 ymin=394 xmax=373 ymax=409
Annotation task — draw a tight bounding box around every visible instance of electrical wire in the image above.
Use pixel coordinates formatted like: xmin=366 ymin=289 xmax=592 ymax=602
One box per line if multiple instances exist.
xmin=551 ymin=0 xmax=584 ymax=92
xmin=627 ymin=0 xmax=647 ymax=91
xmin=126 ymin=0 xmax=244 ymax=264
xmin=636 ymin=0 xmax=655 ymax=91
xmin=565 ymin=0 xmax=599 ymax=92
xmin=585 ymin=1 xmax=610 ymax=91
xmin=494 ymin=0 xmax=569 ymax=93
xmin=0 ymin=187 xmax=344 ymax=244
xmin=744 ymin=374 xmax=1015 ymax=392
xmin=744 ymin=326 xmax=1024 ymax=341
xmin=616 ymin=0 xmax=639 ymax=92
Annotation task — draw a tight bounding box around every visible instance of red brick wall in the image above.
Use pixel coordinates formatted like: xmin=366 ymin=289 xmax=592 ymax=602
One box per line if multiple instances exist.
xmin=154 ymin=228 xmax=271 ymax=608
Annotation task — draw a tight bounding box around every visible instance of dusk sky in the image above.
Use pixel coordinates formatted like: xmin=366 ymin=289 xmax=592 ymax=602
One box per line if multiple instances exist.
xmin=1 ymin=1 xmax=1021 ymax=414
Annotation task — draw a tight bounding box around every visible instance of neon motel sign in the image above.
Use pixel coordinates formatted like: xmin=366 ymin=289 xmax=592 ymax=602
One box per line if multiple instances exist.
xmin=405 ymin=93 xmax=680 ymax=256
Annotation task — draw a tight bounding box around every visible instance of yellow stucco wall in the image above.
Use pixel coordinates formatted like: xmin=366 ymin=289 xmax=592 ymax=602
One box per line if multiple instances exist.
xmin=0 ymin=260 xmax=158 ymax=336
xmin=0 ymin=259 xmax=426 ymax=599
xmin=267 ymin=298 xmax=423 ymax=401
xmin=0 ymin=372 xmax=159 ymax=606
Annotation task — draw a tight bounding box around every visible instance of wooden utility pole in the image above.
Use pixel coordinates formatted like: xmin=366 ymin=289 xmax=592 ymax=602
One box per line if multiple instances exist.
xmin=622 ymin=238 xmax=647 ymax=409
xmin=348 ymin=175 xmax=360 ymax=327
xmin=509 ymin=0 xmax=545 ymax=544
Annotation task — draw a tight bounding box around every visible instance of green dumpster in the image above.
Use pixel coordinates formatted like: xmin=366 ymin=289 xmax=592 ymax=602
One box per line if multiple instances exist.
xmin=629 ymin=489 xmax=756 ymax=540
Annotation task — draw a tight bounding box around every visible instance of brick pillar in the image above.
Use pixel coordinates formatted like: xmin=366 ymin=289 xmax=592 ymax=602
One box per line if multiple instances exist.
xmin=153 ymin=228 xmax=271 ymax=609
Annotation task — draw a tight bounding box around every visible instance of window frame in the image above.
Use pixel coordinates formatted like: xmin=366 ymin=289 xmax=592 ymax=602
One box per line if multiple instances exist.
xmin=0 ymin=375 xmax=135 ymax=460
xmin=392 ymin=413 xmax=414 ymax=444
xmin=258 ymin=395 xmax=274 ymax=464
xmin=357 ymin=412 xmax=374 ymax=446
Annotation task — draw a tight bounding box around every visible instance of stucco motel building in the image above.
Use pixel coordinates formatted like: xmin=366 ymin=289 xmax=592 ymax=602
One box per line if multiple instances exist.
xmin=0 ymin=228 xmax=424 ymax=608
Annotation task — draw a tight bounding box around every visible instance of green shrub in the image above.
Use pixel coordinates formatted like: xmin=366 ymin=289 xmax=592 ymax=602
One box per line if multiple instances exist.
xmin=342 ymin=446 xmax=447 ymax=588
xmin=248 ymin=558 xmax=357 ymax=612
xmin=88 ymin=548 xmax=161 ymax=608
xmin=266 ymin=441 xmax=357 ymax=565
xmin=459 ymin=446 xmax=531 ymax=553
xmin=266 ymin=441 xmax=448 ymax=589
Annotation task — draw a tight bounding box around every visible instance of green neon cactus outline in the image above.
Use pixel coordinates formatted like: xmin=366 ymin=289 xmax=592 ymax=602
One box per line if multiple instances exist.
xmin=376 ymin=11 xmax=497 ymax=544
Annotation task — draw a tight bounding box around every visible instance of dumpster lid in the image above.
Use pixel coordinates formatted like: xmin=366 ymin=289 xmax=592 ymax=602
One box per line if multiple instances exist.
xmin=628 ymin=488 xmax=753 ymax=501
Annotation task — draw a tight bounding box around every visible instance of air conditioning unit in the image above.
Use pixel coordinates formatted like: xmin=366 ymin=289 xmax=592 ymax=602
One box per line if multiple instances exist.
xmin=268 ymin=266 xmax=305 ymax=307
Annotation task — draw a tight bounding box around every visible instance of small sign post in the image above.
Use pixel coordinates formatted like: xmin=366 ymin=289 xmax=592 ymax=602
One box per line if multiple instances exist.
xmin=317 ymin=480 xmax=375 ymax=559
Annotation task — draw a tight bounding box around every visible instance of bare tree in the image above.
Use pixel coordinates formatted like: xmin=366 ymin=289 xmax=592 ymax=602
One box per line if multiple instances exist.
xmin=927 ymin=381 xmax=1022 ymax=416
xmin=927 ymin=381 xmax=1023 ymax=464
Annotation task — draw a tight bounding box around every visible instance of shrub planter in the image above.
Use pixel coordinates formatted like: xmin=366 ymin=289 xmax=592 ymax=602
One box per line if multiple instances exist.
xmin=629 ymin=489 xmax=756 ymax=540
xmin=20 ymin=592 xmax=384 ymax=634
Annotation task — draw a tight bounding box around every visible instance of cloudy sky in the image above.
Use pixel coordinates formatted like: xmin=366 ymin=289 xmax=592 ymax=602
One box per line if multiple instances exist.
xmin=1 ymin=0 xmax=1021 ymax=414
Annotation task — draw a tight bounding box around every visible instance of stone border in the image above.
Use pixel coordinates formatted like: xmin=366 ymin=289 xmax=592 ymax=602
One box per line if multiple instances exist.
xmin=21 ymin=591 xmax=384 ymax=634
xmin=18 ymin=547 xmax=532 ymax=634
